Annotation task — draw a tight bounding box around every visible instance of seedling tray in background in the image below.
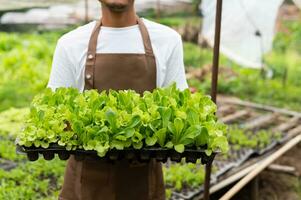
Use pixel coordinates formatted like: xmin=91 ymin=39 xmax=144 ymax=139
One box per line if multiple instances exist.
xmin=16 ymin=144 xmax=217 ymax=164
xmin=171 ymin=176 xmax=218 ymax=200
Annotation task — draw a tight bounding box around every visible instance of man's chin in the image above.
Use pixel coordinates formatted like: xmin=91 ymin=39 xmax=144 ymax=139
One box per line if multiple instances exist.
xmin=106 ymin=3 xmax=129 ymax=12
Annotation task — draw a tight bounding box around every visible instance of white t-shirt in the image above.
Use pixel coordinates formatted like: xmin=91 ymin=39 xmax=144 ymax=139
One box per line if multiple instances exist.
xmin=47 ymin=18 xmax=188 ymax=92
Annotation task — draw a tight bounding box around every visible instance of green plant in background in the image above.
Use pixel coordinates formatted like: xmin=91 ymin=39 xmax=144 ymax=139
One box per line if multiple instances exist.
xmin=141 ymin=8 xmax=201 ymax=27
xmin=184 ymin=42 xmax=213 ymax=68
xmin=157 ymin=17 xmax=201 ymax=27
xmin=227 ymin=126 xmax=283 ymax=151
xmin=165 ymin=188 xmax=172 ymax=200
xmin=0 ymin=159 xmax=65 ymax=200
xmin=265 ymin=20 xmax=301 ymax=87
xmin=0 ymin=108 xmax=29 ymax=139
xmin=0 ymin=32 xmax=61 ymax=111
xmin=0 ymin=108 xmax=30 ymax=162
xmin=227 ymin=126 xmax=257 ymax=150
xmin=188 ymin=58 xmax=301 ymax=112
xmin=0 ymin=140 xmax=22 ymax=161
xmin=0 ymin=108 xmax=65 ymax=200
xmin=164 ymin=161 xmax=205 ymax=192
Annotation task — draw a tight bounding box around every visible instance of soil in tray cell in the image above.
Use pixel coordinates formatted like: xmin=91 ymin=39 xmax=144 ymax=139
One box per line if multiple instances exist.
xmin=185 ymin=155 xmax=198 ymax=164
xmin=140 ymin=149 xmax=152 ymax=161
xmin=155 ymin=150 xmax=169 ymax=162
xmin=170 ymin=151 xmax=183 ymax=162
xmin=124 ymin=150 xmax=136 ymax=160
xmin=58 ymin=151 xmax=70 ymax=160
xmin=27 ymin=152 xmax=39 ymax=161
xmin=42 ymin=152 xmax=55 ymax=160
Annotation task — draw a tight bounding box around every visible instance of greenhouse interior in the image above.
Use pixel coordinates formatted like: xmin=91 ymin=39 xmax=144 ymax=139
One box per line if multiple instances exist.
xmin=0 ymin=0 xmax=301 ymax=200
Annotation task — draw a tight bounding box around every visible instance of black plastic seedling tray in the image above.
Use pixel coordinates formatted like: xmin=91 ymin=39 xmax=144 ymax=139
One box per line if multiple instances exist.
xmin=16 ymin=144 xmax=217 ymax=164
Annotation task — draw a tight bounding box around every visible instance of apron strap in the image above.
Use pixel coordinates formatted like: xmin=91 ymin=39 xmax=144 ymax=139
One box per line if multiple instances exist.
xmin=85 ymin=20 xmax=102 ymax=68
xmin=136 ymin=17 xmax=154 ymax=56
xmin=84 ymin=20 xmax=101 ymax=89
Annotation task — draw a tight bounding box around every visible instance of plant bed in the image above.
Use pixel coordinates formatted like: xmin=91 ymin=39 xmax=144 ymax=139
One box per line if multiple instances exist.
xmin=16 ymin=143 xmax=217 ymax=164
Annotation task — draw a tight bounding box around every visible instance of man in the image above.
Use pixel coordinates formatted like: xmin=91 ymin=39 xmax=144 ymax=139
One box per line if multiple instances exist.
xmin=47 ymin=0 xmax=188 ymax=199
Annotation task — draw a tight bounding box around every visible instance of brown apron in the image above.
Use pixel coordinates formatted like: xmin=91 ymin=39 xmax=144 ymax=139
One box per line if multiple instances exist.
xmin=59 ymin=17 xmax=165 ymax=200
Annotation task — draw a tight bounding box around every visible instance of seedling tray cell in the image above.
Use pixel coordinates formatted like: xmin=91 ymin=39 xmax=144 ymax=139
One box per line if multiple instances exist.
xmin=212 ymin=160 xmax=236 ymax=178
xmin=16 ymin=144 xmax=217 ymax=164
xmin=231 ymin=148 xmax=254 ymax=167
xmin=58 ymin=152 xmax=71 ymax=160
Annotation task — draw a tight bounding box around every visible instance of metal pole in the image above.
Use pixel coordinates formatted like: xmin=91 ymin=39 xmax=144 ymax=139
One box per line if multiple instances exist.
xmin=203 ymin=161 xmax=213 ymax=200
xmin=204 ymin=0 xmax=223 ymax=200
xmin=210 ymin=0 xmax=223 ymax=103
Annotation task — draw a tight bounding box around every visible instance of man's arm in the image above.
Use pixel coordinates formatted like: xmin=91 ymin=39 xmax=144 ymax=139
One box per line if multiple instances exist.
xmin=163 ymin=35 xmax=189 ymax=90
xmin=47 ymin=39 xmax=76 ymax=91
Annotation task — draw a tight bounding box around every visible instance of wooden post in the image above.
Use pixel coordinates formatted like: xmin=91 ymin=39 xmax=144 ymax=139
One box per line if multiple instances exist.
xmin=204 ymin=0 xmax=223 ymax=199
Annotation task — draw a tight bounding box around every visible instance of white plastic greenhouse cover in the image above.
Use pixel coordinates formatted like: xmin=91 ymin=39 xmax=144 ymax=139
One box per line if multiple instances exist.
xmin=201 ymin=0 xmax=300 ymax=69
xmin=293 ymin=0 xmax=301 ymax=8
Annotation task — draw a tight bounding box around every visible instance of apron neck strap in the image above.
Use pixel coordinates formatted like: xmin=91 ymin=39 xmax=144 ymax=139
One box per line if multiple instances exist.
xmin=136 ymin=17 xmax=154 ymax=56
xmin=86 ymin=16 xmax=154 ymax=62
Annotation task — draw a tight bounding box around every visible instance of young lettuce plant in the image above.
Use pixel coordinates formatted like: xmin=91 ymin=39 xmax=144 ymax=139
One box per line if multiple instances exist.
xmin=18 ymin=83 xmax=229 ymax=157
